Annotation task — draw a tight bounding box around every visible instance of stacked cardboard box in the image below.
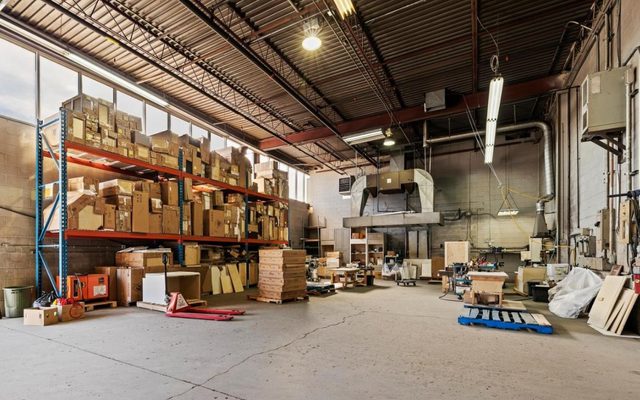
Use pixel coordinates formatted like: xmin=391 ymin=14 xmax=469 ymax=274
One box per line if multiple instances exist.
xmin=100 ymin=179 xmax=134 ymax=232
xmin=254 ymin=161 xmax=288 ymax=198
xmin=258 ymin=249 xmax=307 ymax=301
xmin=248 ymin=201 xmax=288 ymax=241
xmin=43 ymin=190 xmax=104 ymax=231
xmin=149 ymin=131 xmax=180 ymax=169
xmin=217 ymin=147 xmax=252 ymax=188
xmin=178 ymin=135 xmax=204 ymax=176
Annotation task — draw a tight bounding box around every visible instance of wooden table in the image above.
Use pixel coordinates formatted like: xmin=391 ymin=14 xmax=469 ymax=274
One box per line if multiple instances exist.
xmin=329 ymin=267 xmax=359 ymax=289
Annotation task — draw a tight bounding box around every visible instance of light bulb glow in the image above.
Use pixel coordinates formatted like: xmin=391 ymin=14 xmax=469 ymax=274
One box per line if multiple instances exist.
xmin=302 ymin=35 xmax=321 ymax=51
xmin=383 ymin=138 xmax=395 ymax=146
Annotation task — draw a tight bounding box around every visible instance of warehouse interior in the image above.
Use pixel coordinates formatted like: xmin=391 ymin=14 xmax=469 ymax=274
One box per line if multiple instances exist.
xmin=1 ymin=0 xmax=640 ymax=399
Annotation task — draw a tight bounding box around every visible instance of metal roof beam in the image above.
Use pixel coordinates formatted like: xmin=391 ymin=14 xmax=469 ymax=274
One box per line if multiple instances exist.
xmin=177 ymin=0 xmax=378 ymax=167
xmin=259 ymin=74 xmax=566 ymax=150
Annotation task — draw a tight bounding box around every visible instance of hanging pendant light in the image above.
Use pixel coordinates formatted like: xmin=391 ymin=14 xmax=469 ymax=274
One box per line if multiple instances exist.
xmin=302 ymin=18 xmax=322 ymax=52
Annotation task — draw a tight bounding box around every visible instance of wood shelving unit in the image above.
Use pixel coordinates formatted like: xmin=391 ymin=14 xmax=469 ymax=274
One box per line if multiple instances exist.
xmin=349 ymin=228 xmax=385 ymax=266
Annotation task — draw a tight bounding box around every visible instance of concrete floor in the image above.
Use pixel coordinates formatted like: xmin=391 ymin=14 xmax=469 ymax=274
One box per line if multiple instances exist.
xmin=1 ymin=280 xmax=639 ymax=400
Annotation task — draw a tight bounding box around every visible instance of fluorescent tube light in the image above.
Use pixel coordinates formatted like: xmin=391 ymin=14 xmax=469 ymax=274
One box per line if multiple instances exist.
xmin=0 ymin=0 xmax=11 ymax=12
xmin=497 ymin=209 xmax=519 ymax=217
xmin=333 ymin=0 xmax=355 ymax=19
xmin=484 ymin=76 xmax=503 ymax=164
xmin=0 ymin=18 xmax=168 ymax=107
xmin=343 ymin=128 xmax=386 ymax=145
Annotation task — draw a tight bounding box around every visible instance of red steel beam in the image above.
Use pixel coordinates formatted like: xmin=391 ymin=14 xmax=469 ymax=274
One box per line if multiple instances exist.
xmin=260 ymin=74 xmax=566 ymax=150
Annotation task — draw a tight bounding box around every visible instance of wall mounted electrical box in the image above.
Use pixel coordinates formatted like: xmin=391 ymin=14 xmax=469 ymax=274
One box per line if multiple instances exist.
xmin=580 ymin=67 xmax=629 ymax=136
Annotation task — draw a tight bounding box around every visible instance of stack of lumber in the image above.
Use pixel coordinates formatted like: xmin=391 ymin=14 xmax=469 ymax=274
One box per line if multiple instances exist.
xmin=588 ymin=275 xmax=639 ymax=337
xmin=258 ymin=249 xmax=307 ymax=301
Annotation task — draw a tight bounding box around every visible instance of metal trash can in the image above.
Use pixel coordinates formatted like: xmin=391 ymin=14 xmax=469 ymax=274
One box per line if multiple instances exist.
xmin=3 ymin=286 xmax=34 ymax=318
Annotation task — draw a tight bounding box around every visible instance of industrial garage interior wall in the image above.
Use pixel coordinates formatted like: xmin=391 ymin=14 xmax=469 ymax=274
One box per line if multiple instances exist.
xmin=555 ymin=0 xmax=640 ymax=271
xmin=308 ymin=140 xmax=542 ymax=273
xmin=0 ymin=117 xmax=120 ymax=311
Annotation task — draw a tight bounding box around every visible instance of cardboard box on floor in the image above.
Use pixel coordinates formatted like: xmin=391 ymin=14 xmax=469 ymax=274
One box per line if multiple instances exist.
xmin=142 ymin=272 xmax=200 ymax=304
xmin=23 ymin=307 xmax=58 ymax=326
xmin=57 ymin=303 xmax=85 ymax=322
xmin=117 ymin=267 xmax=144 ymax=306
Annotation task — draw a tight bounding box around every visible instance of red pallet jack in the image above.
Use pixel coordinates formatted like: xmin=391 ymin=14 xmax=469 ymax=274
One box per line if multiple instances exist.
xmin=161 ymin=253 xmax=245 ymax=321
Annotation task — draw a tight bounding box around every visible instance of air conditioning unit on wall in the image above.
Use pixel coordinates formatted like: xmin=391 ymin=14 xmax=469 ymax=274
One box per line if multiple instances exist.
xmin=338 ymin=176 xmax=355 ymax=195
xmin=580 ymin=67 xmax=629 ymax=137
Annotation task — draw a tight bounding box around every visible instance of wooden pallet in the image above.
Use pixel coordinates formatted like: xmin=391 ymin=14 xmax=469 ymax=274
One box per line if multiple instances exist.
xmin=136 ymin=299 xmax=206 ymax=312
xmin=83 ymin=300 xmax=117 ymax=312
xmin=247 ymin=294 xmax=309 ymax=304
xmin=458 ymin=306 xmax=553 ymax=334
xmin=396 ymin=279 xmax=417 ymax=286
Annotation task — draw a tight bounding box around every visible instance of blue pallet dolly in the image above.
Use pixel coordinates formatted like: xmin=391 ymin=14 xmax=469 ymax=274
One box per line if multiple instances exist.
xmin=458 ymin=306 xmax=553 ymax=334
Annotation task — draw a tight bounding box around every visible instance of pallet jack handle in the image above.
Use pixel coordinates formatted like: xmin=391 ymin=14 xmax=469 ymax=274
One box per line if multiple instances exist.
xmin=163 ymin=253 xmax=170 ymax=304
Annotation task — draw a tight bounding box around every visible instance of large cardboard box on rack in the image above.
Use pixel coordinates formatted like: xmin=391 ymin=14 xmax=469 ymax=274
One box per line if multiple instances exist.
xmin=23 ymin=307 xmax=58 ymax=326
xmin=191 ymin=202 xmax=203 ymax=236
xmin=149 ymin=213 xmax=162 ymax=233
xmin=68 ymin=177 xmax=99 ymax=193
xmin=204 ymin=209 xmax=225 ymax=237
xmin=43 ymin=191 xmax=103 ymax=231
xmin=116 ymin=247 xmax=172 ymax=268
xmin=99 ymin=179 xmax=134 ymax=197
xmin=132 ymin=191 xmax=150 ymax=233
xmin=104 ymin=195 xmax=132 ymax=211
xmin=161 ymin=181 xmax=179 ymax=206
xmin=162 ymin=205 xmax=180 ymax=234
xmin=115 ymin=210 xmax=131 ymax=232
xmin=103 ymin=204 xmax=116 ymax=230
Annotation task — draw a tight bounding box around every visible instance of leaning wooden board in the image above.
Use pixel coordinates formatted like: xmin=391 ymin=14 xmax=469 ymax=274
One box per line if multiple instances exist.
xmin=587 ymin=276 xmax=627 ymax=328
xmin=210 ymin=266 xmax=222 ymax=295
xmin=227 ymin=264 xmax=245 ymax=293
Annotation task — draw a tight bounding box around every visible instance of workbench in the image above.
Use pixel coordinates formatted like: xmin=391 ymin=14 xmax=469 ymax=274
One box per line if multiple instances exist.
xmin=329 ymin=267 xmax=359 ymax=288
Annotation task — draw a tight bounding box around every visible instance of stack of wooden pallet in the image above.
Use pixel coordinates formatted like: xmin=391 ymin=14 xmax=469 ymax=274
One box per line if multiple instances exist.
xmin=258 ymin=248 xmax=307 ymax=302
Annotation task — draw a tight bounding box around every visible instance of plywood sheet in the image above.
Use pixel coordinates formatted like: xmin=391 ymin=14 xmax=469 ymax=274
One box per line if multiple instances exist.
xmin=604 ymin=291 xmax=628 ymax=331
xmin=220 ymin=267 xmax=233 ymax=294
xmin=210 ymin=266 xmax=221 ymax=295
xmin=227 ymin=263 xmax=244 ymax=293
xmin=444 ymin=241 xmax=469 ymax=267
xmin=587 ymin=276 xmax=627 ymax=328
xmin=615 ymin=291 xmax=638 ymax=335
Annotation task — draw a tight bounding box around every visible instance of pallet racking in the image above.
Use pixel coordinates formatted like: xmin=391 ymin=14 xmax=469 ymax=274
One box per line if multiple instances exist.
xmin=35 ymin=109 xmax=288 ymax=297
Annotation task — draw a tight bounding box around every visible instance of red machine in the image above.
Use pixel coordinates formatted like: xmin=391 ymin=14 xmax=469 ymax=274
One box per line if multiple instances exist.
xmin=633 ymin=266 xmax=640 ymax=294
xmin=165 ymin=293 xmax=245 ymax=321
xmin=56 ymin=274 xmax=109 ymax=301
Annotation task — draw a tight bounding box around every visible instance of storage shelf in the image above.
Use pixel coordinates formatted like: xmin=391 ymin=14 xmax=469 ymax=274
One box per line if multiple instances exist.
xmin=46 ymin=230 xmax=181 ymax=241
xmin=45 ymin=141 xmax=289 ymax=204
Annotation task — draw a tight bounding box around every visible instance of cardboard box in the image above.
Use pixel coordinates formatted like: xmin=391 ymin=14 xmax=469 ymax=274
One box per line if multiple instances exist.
xmin=42 ymin=191 xmax=103 ymax=231
xmin=162 ymin=205 xmax=180 ymax=234
xmin=116 ymin=248 xmax=172 ymax=268
xmin=183 ymin=178 xmax=193 ymax=202
xmin=116 ymin=210 xmax=131 ymax=232
xmin=116 ymin=267 xmax=144 ymax=306
xmin=191 ymin=202 xmax=203 ymax=236
xmin=68 ymin=177 xmax=99 ymax=193
xmin=57 ymin=303 xmax=85 ymax=322
xmin=99 ymin=179 xmax=134 ymax=197
xmin=183 ymin=242 xmax=201 ymax=266
xmin=149 ymin=213 xmax=162 ymax=233
xmin=182 ymin=204 xmax=192 ymax=235
xmin=142 ymin=272 xmax=200 ymax=304
xmin=150 ymin=198 xmax=163 ymax=214
xmin=212 ymin=190 xmax=224 ymax=206
xmin=23 ymin=307 xmax=58 ymax=326
xmin=103 ymin=204 xmax=116 ymax=230
xmin=161 ymin=181 xmax=179 ymax=206
xmin=134 ymin=144 xmax=150 ymax=162
xmin=204 ymin=209 xmax=225 ymax=237
xmin=132 ymin=191 xmax=150 ymax=233
xmin=149 ymin=182 xmax=162 ymax=200
xmin=104 ymin=195 xmax=132 ymax=211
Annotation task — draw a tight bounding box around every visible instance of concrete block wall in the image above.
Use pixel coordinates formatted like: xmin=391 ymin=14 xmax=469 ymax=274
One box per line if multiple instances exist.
xmin=0 ymin=117 xmax=120 ymax=314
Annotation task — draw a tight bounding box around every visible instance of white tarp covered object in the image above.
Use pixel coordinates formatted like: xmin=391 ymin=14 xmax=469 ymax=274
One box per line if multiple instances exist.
xmin=548 ymin=267 xmax=603 ymax=318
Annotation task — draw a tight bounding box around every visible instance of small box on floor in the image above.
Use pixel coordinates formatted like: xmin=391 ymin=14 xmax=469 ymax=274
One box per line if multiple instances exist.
xmin=23 ymin=307 xmax=58 ymax=326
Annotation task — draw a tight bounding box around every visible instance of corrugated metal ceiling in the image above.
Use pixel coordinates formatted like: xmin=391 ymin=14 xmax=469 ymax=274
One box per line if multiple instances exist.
xmin=3 ymin=0 xmax=594 ymax=169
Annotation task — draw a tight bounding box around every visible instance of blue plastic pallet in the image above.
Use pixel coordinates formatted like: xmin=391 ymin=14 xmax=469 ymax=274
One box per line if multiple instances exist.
xmin=458 ymin=307 xmax=553 ymax=334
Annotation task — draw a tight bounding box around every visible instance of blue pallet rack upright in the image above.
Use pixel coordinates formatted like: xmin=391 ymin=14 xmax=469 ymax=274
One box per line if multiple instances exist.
xmin=35 ymin=108 xmax=69 ymax=297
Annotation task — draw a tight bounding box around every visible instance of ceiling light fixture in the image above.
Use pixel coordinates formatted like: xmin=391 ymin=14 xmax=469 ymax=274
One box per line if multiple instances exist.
xmin=302 ymin=18 xmax=322 ymax=52
xmin=383 ymin=138 xmax=395 ymax=147
xmin=332 ymin=0 xmax=355 ymax=19
xmin=343 ymin=128 xmax=386 ymax=145
xmin=484 ymin=75 xmax=503 ymax=164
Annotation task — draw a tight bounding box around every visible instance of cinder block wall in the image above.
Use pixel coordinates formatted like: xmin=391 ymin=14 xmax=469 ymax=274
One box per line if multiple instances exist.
xmin=308 ymin=140 xmax=543 ymax=274
xmin=0 ymin=117 xmax=119 ymax=314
